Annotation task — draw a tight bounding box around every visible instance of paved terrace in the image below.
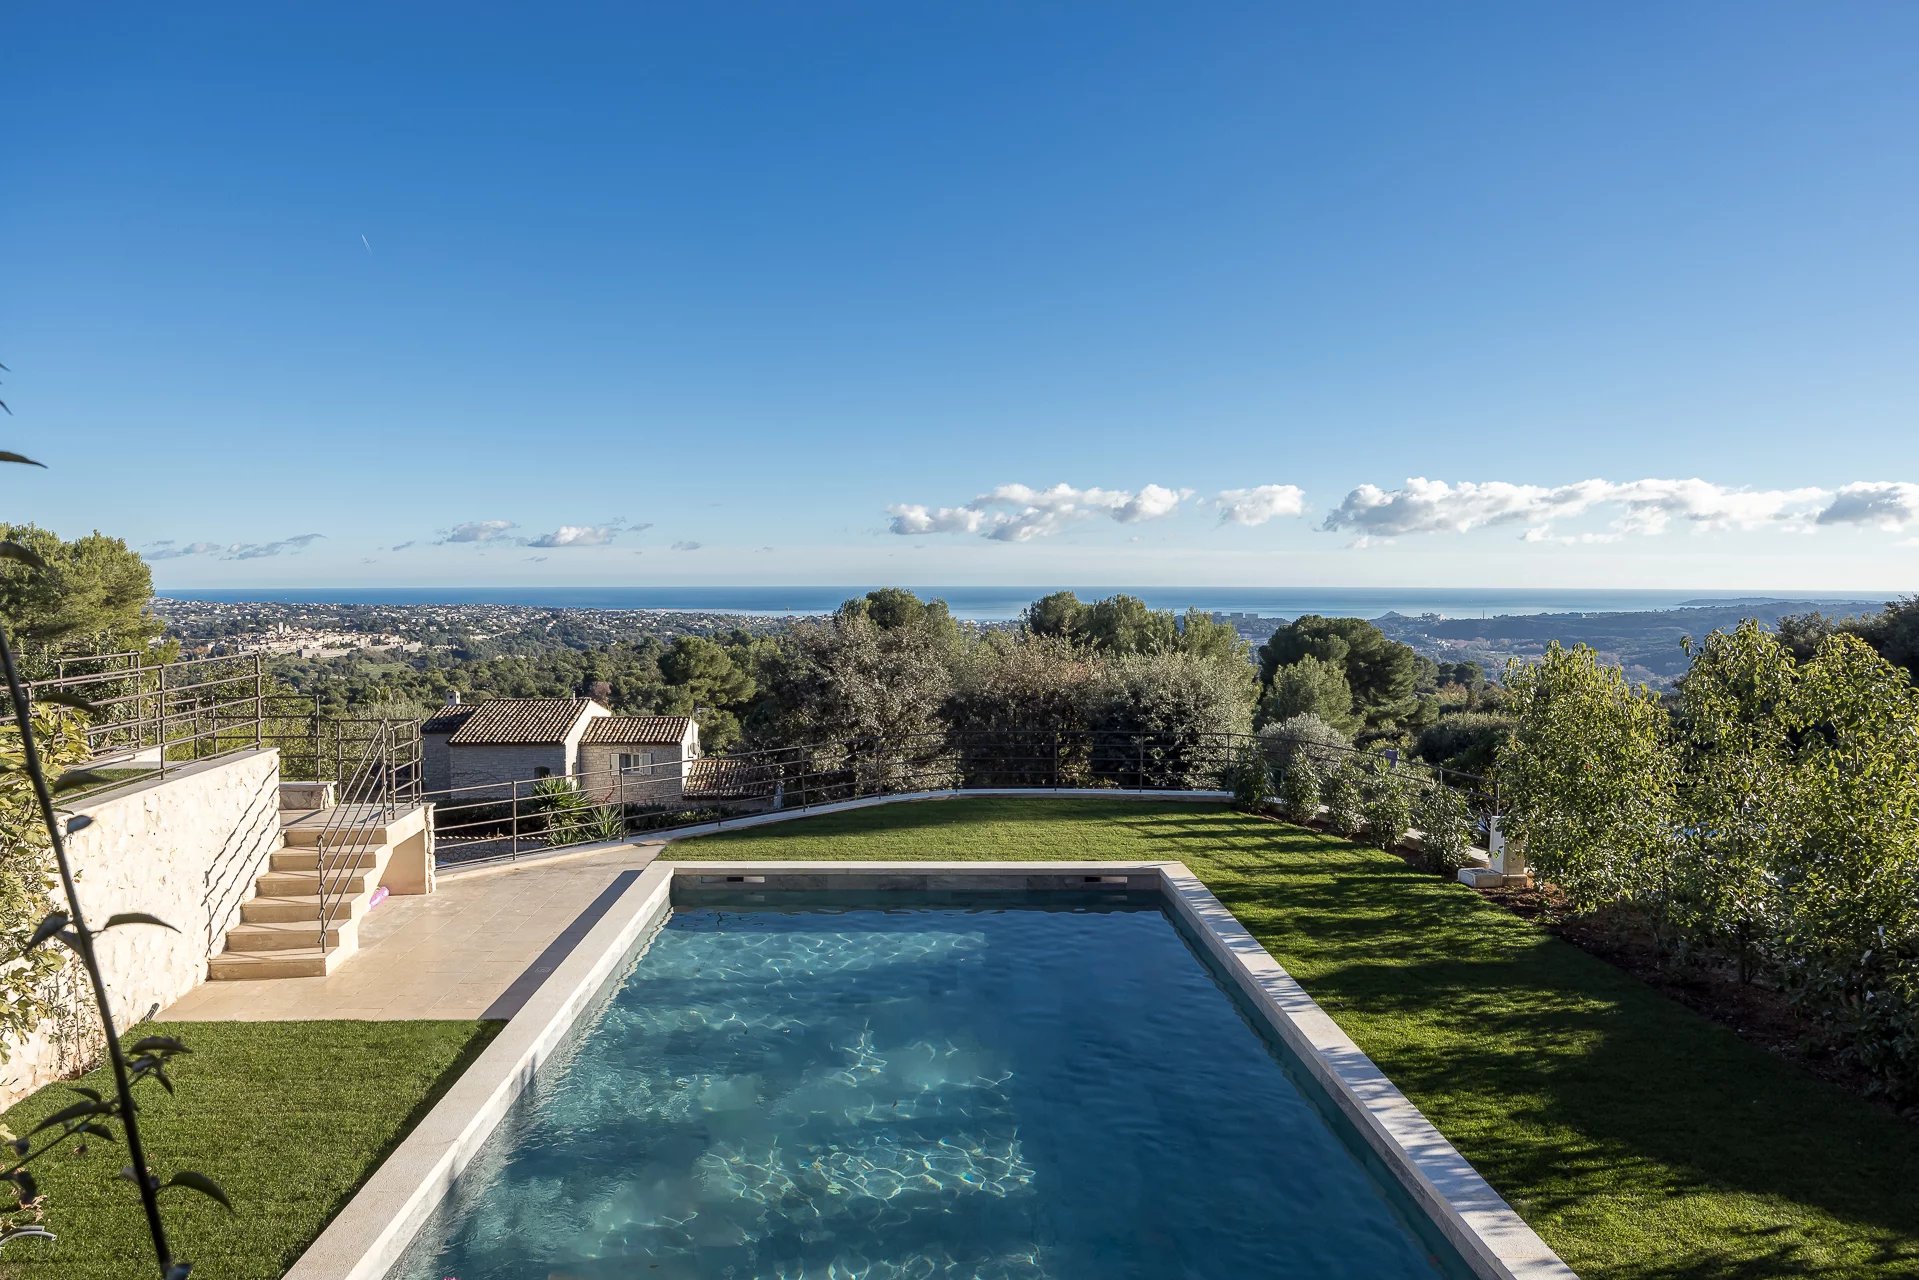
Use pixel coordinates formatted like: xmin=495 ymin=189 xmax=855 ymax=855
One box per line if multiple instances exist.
xmin=164 ymin=841 xmax=668 ymax=1021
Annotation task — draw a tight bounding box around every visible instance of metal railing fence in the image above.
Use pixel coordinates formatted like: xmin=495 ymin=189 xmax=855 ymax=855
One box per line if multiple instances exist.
xmin=21 ymin=654 xmax=425 ymax=807
xmin=257 ymin=697 xmax=423 ymax=794
xmin=311 ymin=720 xmax=410 ymax=953
xmin=22 ymin=651 xmax=266 ymax=801
xmin=428 ymin=728 xmax=1494 ymax=868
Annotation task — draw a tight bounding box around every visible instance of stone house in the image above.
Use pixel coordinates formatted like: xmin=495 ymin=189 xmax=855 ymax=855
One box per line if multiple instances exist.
xmin=421 ymin=697 xmax=700 ymax=801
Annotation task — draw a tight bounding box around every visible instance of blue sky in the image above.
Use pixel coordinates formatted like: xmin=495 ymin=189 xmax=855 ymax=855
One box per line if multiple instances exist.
xmin=5 ymin=3 xmax=1917 ymax=591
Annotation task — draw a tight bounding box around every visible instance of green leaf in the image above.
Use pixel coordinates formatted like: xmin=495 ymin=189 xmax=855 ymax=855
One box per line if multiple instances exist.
xmin=68 ymin=1085 xmax=102 ymax=1102
xmin=25 ymin=912 xmax=69 ymax=951
xmin=28 ymin=1097 xmax=108 ymax=1135
xmin=10 ymin=1170 xmax=36 ymax=1203
xmin=35 ymin=691 xmax=101 ymax=716
xmin=0 ymin=541 xmax=47 ymax=572
xmin=0 ymin=452 xmax=43 ymax=468
xmin=163 ymin=1170 xmax=233 ymax=1214
xmin=65 ymin=815 xmax=92 ymax=837
xmin=103 ymin=913 xmax=178 ymax=934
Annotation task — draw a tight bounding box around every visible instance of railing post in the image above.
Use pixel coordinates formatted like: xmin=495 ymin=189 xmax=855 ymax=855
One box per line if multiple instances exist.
xmin=253 ymin=653 xmax=264 ymax=750
xmin=155 ymin=660 xmax=168 ymax=778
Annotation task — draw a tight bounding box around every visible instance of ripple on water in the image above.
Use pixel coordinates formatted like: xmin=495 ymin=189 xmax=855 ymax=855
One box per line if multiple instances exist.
xmin=390 ymin=902 xmax=1469 ymax=1280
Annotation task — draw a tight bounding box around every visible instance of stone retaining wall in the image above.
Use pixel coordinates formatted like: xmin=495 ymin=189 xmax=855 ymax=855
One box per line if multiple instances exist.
xmin=0 ymin=749 xmax=282 ymax=1107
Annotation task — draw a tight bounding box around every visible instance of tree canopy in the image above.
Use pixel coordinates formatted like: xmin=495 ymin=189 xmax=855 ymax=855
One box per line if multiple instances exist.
xmin=1256 ymin=615 xmax=1431 ymax=737
xmin=0 ymin=523 xmax=165 ymax=674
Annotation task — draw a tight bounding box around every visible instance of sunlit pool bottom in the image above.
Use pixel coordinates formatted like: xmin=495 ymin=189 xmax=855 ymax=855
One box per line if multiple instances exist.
xmin=390 ymin=892 xmax=1474 ymax=1280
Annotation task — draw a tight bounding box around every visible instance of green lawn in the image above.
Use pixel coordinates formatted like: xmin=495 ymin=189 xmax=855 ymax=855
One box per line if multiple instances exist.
xmin=2 ymin=1019 xmax=498 ymax=1280
xmin=679 ymin=797 xmax=1919 ymax=1280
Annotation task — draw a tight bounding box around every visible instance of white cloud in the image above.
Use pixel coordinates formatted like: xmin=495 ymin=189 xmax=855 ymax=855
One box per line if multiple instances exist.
xmin=147 ymin=534 xmax=324 ymax=561
xmin=1815 ymin=481 xmax=1919 ymax=530
xmin=1114 ymin=483 xmax=1189 ymax=523
xmin=1322 ymin=479 xmax=1591 ymax=537
xmin=1215 ymin=484 xmax=1307 ymax=526
xmin=886 ymin=505 xmax=989 ymax=536
xmin=439 ymin=519 xmax=518 ymax=544
xmin=887 ymin=482 xmax=1189 ymax=541
xmin=1601 ymin=478 xmax=1827 ymax=535
xmin=670 ymin=540 xmax=703 ymax=551
xmin=146 ymin=541 xmax=225 ymax=560
xmin=1323 ymin=477 xmax=1847 ymax=544
xmin=527 ymin=524 xmax=619 ymax=548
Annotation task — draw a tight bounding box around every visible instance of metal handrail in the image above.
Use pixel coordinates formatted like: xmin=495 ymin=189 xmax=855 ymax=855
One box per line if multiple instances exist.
xmin=24 ymin=651 xmax=266 ymax=801
xmin=310 ymin=719 xmax=399 ymax=954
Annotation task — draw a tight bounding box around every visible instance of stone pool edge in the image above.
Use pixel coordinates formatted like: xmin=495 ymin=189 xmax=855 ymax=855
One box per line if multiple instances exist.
xmin=282 ymin=862 xmax=678 ymax=1280
xmin=286 ymin=859 xmax=1576 ymax=1280
xmin=1154 ymin=863 xmax=1576 ymax=1280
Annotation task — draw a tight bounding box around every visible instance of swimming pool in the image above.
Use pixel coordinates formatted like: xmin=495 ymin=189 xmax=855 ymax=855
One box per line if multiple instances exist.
xmin=389 ymin=890 xmax=1474 ymax=1280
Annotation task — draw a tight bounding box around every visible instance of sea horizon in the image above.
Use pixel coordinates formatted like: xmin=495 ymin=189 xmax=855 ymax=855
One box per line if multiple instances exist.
xmin=150 ymin=585 xmax=1897 ymax=624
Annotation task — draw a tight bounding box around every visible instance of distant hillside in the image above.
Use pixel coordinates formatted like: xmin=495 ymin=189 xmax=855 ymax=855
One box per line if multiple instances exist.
xmin=1373 ymin=599 xmax=1885 ymax=686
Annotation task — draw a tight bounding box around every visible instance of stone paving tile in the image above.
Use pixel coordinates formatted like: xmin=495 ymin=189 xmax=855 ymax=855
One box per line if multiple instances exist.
xmin=163 ymin=841 xmax=665 ymax=1021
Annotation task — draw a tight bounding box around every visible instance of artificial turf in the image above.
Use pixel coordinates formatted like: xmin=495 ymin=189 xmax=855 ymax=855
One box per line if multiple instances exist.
xmin=678 ymin=796 xmax=1919 ymax=1280
xmin=1 ymin=1019 xmax=498 ymax=1280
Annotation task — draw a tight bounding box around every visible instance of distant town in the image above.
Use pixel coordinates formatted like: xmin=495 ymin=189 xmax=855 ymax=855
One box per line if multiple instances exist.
xmin=154 ymin=591 xmax=1888 ymax=688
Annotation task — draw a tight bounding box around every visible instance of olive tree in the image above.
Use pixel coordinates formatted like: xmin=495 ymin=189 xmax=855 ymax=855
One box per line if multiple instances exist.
xmin=1496 ymin=643 xmax=1678 ymax=919
xmin=1777 ymin=634 xmax=1919 ymax=1088
xmin=1671 ymin=621 xmax=1801 ymax=980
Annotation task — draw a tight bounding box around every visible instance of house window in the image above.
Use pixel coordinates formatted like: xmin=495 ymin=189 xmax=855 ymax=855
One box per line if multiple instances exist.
xmin=616 ymin=751 xmax=656 ymax=776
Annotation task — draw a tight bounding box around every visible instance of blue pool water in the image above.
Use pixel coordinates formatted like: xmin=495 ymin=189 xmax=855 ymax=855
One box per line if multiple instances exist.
xmin=391 ymin=896 xmax=1471 ymax=1279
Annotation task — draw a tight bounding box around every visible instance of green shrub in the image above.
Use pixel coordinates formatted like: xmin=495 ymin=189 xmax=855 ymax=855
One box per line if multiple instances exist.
xmin=1412 ymin=784 xmax=1474 ymax=872
xmin=1361 ymin=770 xmax=1413 ymax=851
xmin=1321 ymin=763 xmax=1367 ymax=839
xmin=1224 ymin=744 xmax=1271 ymax=813
xmin=1277 ymin=752 xmax=1322 ymax=825
xmin=1258 ymin=712 xmax=1352 ymax=776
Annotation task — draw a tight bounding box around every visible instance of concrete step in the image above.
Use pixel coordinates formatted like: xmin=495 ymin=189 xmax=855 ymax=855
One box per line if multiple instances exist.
xmin=256 ymin=866 xmax=376 ymax=898
xmin=280 ymin=810 xmax=396 ymax=847
xmin=270 ymin=846 xmax=384 ymax=872
xmin=207 ymin=946 xmax=345 ymax=980
xmin=240 ymin=894 xmax=365 ymax=924
xmin=223 ymin=919 xmax=356 ymax=953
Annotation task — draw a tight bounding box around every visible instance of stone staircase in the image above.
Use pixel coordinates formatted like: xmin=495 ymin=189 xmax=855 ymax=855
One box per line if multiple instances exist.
xmin=207 ymin=805 xmax=432 ymax=980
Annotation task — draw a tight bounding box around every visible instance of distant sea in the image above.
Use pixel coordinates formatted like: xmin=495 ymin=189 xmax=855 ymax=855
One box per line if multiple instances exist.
xmin=153 ymin=586 xmax=1892 ymax=624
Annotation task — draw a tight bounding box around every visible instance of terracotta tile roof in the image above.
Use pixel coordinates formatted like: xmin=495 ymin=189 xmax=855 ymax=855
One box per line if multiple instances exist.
xmin=684 ymin=756 xmax=778 ymax=799
xmin=445 ymin=698 xmax=596 ymax=745
xmin=579 ymin=715 xmax=693 ymax=746
xmin=421 ymin=703 xmax=478 ymax=735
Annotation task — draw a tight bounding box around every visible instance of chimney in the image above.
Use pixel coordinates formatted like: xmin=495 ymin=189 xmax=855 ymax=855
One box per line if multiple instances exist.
xmin=449 ymin=690 xmax=462 ymax=705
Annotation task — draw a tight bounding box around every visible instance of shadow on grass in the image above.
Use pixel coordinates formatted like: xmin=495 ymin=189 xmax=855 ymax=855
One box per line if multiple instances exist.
xmin=1168 ymin=816 xmax=1919 ymax=1277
